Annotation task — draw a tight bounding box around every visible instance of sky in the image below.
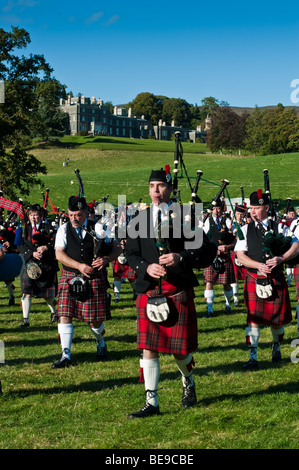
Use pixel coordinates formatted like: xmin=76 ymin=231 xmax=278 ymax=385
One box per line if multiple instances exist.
xmin=1 ymin=0 xmax=299 ymax=108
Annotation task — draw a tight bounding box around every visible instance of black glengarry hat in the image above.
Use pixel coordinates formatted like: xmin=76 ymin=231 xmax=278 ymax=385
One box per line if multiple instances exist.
xmin=68 ymin=196 xmax=88 ymax=211
xmin=149 ymin=165 xmax=172 ymax=185
xmin=27 ymin=203 xmax=42 ymax=213
xmin=249 ymin=189 xmax=270 ymax=206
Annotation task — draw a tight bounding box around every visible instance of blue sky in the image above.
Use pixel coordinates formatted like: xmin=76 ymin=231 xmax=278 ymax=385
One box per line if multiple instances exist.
xmin=1 ymin=0 xmax=299 ymax=108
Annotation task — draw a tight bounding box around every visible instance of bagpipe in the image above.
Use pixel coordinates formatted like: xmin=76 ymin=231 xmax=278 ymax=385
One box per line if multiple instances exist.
xmin=259 ymin=170 xmax=293 ymax=260
xmin=171 ymin=131 xmax=194 ymax=200
xmin=199 ymin=179 xmax=236 ymax=274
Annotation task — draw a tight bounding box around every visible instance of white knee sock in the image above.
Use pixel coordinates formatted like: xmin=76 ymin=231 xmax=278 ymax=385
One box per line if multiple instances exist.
xmin=6 ymin=282 xmax=14 ymax=297
xmin=204 ymin=289 xmax=214 ymax=309
xmin=245 ymin=326 xmax=260 ymax=360
xmin=143 ymin=358 xmax=160 ymax=407
xmin=270 ymin=326 xmax=284 ymax=348
xmin=89 ymin=322 xmax=105 ymax=346
xmin=21 ymin=296 xmax=31 ymax=320
xmin=58 ymin=323 xmax=74 ymax=359
xmin=223 ymin=288 xmax=233 ymax=306
xmin=174 ymin=353 xmax=195 ymax=387
xmin=231 ymin=283 xmax=239 ymax=300
xmin=45 ymin=297 xmax=57 ymax=315
xmin=113 ymin=280 xmax=121 ymax=299
xmin=286 ymin=267 xmax=292 ymax=284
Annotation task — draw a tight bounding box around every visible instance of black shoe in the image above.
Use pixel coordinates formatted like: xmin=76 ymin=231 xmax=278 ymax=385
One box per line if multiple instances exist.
xmin=96 ymin=342 xmax=108 ymax=361
xmin=8 ymin=296 xmax=15 ymax=306
xmin=128 ymin=402 xmax=160 ymax=419
xmin=205 ymin=307 xmax=214 ymax=318
xmin=272 ymin=343 xmax=282 ymax=363
xmin=242 ymin=358 xmax=258 ymax=371
xmin=51 ymin=355 xmax=73 ymax=369
xmin=114 ymin=298 xmax=120 ymax=303
xmin=182 ymin=380 xmax=197 ymax=408
xmin=225 ymin=305 xmax=231 ymax=314
xmin=20 ymin=318 xmax=29 ymax=328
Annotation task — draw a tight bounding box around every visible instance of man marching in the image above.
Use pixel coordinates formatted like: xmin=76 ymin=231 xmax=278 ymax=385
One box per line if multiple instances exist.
xmin=235 ymin=189 xmax=299 ymax=370
xmin=125 ymin=168 xmax=216 ymax=418
xmin=202 ymin=201 xmax=236 ymax=317
xmin=52 ymin=196 xmax=121 ymax=368
xmin=19 ymin=203 xmax=58 ymax=327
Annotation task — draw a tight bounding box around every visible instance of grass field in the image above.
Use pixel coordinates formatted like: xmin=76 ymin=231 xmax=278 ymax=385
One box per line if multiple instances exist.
xmin=27 ymin=136 xmax=299 ymax=213
xmin=1 ymin=136 xmax=299 ymax=451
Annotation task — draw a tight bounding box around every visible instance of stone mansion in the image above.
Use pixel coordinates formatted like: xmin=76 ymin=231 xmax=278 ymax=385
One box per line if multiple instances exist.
xmin=59 ymin=95 xmax=209 ymax=142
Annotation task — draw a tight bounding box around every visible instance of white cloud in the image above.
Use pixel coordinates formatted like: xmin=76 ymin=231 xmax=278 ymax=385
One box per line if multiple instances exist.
xmin=105 ymin=14 xmax=120 ymax=26
xmin=2 ymin=0 xmax=38 ymax=12
xmin=85 ymin=11 xmax=104 ymax=25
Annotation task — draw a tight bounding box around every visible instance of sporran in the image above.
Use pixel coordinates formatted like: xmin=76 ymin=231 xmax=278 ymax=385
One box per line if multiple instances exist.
xmin=146 ymin=295 xmax=170 ymax=323
xmin=68 ymin=276 xmax=91 ymax=302
xmin=255 ymin=277 xmax=273 ymax=299
xmin=26 ymin=261 xmax=42 ymax=280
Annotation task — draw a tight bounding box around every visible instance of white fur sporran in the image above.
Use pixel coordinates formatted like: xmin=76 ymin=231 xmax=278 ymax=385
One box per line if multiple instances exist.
xmin=146 ymin=295 xmax=170 ymax=323
xmin=255 ymin=278 xmax=273 ymax=299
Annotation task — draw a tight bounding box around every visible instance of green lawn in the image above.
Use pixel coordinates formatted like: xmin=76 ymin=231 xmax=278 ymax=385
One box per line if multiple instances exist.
xmin=0 ymin=136 xmax=299 ymax=450
xmin=0 ymin=272 xmax=299 ymax=449
xmin=27 ymin=137 xmax=299 ymax=213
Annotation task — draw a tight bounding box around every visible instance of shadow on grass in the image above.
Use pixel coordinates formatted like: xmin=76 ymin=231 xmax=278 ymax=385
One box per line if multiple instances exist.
xmin=197 ymin=377 xmax=299 ymax=408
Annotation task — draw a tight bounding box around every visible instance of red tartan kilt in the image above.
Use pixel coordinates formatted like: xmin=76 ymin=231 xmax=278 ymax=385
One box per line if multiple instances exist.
xmin=294 ymin=264 xmax=299 ymax=300
xmin=136 ymin=281 xmax=198 ymax=355
xmin=244 ymin=272 xmax=292 ymax=326
xmin=231 ymin=252 xmax=247 ymax=281
xmin=112 ymin=260 xmax=136 ymax=280
xmin=204 ymin=255 xmax=235 ymax=285
xmin=57 ymin=269 xmax=111 ymax=323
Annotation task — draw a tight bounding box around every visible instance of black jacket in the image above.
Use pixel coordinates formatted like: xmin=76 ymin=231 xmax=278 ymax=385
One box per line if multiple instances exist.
xmin=125 ymin=207 xmax=216 ymax=293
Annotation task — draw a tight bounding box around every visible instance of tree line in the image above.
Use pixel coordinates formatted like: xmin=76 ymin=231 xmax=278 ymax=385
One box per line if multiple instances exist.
xmin=129 ymin=92 xmax=299 ymax=156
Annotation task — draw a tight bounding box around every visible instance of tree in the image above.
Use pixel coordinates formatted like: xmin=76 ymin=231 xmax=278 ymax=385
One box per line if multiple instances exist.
xmin=200 ymin=96 xmax=229 ymax=121
xmin=206 ymin=106 xmax=248 ymax=154
xmin=33 ymin=80 xmax=68 ymax=141
xmin=128 ymin=92 xmax=162 ymax=125
xmin=162 ymin=98 xmax=191 ymax=128
xmin=0 ymin=26 xmax=65 ymax=199
xmin=244 ymin=105 xmax=299 ymax=155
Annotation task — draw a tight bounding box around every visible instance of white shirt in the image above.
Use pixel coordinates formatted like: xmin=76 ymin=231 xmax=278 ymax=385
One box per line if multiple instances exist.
xmin=55 ymin=220 xmax=111 ymax=249
xmin=235 ymin=218 xmax=298 ymax=252
xmin=290 ymin=218 xmax=299 ymax=239
xmin=203 ymin=215 xmax=232 ymax=235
